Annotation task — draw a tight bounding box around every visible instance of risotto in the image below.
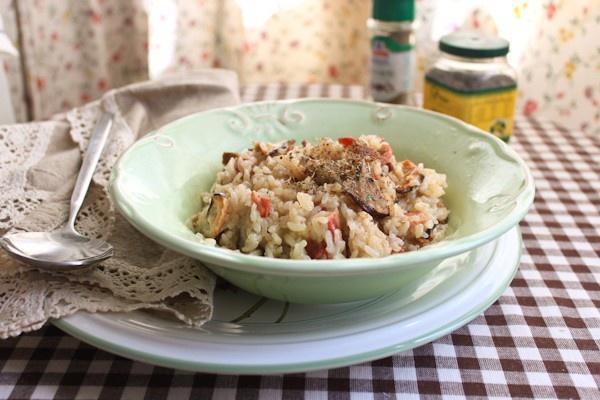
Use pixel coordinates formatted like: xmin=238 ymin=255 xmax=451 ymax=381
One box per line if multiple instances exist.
xmin=190 ymin=135 xmax=449 ymax=259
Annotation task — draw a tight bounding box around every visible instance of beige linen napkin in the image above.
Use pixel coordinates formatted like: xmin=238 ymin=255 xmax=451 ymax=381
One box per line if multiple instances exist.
xmin=0 ymin=69 xmax=240 ymax=338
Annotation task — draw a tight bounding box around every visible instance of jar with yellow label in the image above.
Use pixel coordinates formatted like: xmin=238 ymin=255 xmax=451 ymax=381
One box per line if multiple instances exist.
xmin=423 ymin=33 xmax=517 ymax=142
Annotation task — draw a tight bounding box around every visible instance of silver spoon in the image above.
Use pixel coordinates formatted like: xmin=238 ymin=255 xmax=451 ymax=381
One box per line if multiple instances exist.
xmin=0 ymin=112 xmax=114 ymax=271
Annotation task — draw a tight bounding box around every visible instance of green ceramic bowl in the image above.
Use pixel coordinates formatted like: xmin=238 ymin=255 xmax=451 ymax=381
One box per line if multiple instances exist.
xmin=109 ymin=99 xmax=534 ymax=304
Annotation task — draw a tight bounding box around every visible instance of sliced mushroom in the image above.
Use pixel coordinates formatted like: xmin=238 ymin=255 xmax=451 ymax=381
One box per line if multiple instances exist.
xmin=308 ymin=158 xmax=342 ymax=185
xmin=416 ymin=224 xmax=438 ymax=245
xmin=395 ymin=160 xmax=423 ymax=196
xmin=199 ymin=193 xmax=229 ymax=238
xmin=346 ymin=140 xmax=379 ymax=161
xmin=268 ymin=139 xmax=295 ymax=157
xmin=343 ymin=176 xmax=391 ymax=218
xmin=306 ymin=239 xmax=327 ymax=259
xmin=425 ymin=224 xmax=438 ymax=237
xmin=396 ymin=178 xmax=423 ymax=196
xmin=253 ymin=142 xmax=270 ymax=157
xmin=222 ymin=152 xmax=239 ymax=165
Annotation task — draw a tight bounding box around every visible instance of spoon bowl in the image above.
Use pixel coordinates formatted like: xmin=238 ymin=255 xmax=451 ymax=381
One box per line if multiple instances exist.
xmin=0 ymin=230 xmax=113 ymax=270
xmin=0 ymin=112 xmax=115 ymax=271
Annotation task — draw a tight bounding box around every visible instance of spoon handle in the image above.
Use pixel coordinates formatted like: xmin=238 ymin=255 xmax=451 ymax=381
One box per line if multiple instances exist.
xmin=65 ymin=112 xmax=114 ymax=232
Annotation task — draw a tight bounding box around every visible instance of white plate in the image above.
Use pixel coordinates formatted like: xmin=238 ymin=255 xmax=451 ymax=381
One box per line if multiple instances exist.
xmin=54 ymin=228 xmax=521 ymax=374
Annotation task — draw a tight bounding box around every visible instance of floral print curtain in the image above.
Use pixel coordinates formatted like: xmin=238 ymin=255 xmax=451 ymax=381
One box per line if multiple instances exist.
xmin=1 ymin=0 xmax=27 ymax=122
xmin=2 ymin=0 xmax=599 ymax=134
xmin=1 ymin=0 xmax=148 ymax=120
xmin=157 ymin=0 xmax=371 ymax=85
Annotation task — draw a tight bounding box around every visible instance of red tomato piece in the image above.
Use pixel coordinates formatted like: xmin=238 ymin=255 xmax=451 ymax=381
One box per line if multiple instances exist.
xmin=337 ymin=137 xmax=355 ymax=147
xmin=406 ymin=211 xmax=427 ymax=225
xmin=327 ymin=209 xmax=340 ymax=232
xmin=379 ymin=143 xmax=393 ymax=164
xmin=251 ymin=191 xmax=271 ymax=218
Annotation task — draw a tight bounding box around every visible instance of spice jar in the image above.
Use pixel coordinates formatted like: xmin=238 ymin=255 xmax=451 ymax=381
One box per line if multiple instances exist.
xmin=423 ymin=33 xmax=517 ymax=142
xmin=368 ymin=0 xmax=416 ymax=105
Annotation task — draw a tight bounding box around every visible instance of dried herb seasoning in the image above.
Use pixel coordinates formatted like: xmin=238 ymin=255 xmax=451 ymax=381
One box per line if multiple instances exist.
xmin=368 ymin=0 xmax=416 ymax=105
xmin=423 ymin=33 xmax=518 ymax=142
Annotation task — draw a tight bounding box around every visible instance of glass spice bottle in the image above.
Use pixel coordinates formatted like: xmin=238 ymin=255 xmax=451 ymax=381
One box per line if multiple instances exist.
xmin=368 ymin=0 xmax=416 ymax=105
xmin=423 ymin=32 xmax=518 ymax=142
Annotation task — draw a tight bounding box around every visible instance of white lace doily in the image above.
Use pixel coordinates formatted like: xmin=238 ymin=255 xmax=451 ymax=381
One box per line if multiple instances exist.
xmin=0 ymin=103 xmax=215 ymax=339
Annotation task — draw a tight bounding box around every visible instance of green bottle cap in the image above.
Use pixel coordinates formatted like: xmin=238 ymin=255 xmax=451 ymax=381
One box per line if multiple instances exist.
xmin=372 ymin=0 xmax=415 ymax=22
xmin=439 ymin=32 xmax=510 ymax=58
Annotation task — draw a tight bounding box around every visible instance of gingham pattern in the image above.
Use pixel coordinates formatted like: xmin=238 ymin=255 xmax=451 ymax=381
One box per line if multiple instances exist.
xmin=1 ymin=84 xmax=598 ymax=400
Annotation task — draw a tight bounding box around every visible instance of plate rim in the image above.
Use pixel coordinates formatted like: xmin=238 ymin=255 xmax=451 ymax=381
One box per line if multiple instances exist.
xmin=53 ymin=227 xmax=522 ymax=374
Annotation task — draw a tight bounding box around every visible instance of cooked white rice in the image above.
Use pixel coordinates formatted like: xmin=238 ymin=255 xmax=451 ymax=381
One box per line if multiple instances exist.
xmin=191 ymin=135 xmax=449 ymax=259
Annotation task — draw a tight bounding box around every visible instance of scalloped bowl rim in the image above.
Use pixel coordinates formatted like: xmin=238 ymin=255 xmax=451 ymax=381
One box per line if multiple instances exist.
xmin=110 ymin=99 xmax=535 ymax=276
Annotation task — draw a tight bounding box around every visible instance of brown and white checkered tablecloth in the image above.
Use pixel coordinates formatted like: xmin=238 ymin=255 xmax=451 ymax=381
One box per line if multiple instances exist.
xmin=1 ymin=84 xmax=599 ymax=399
